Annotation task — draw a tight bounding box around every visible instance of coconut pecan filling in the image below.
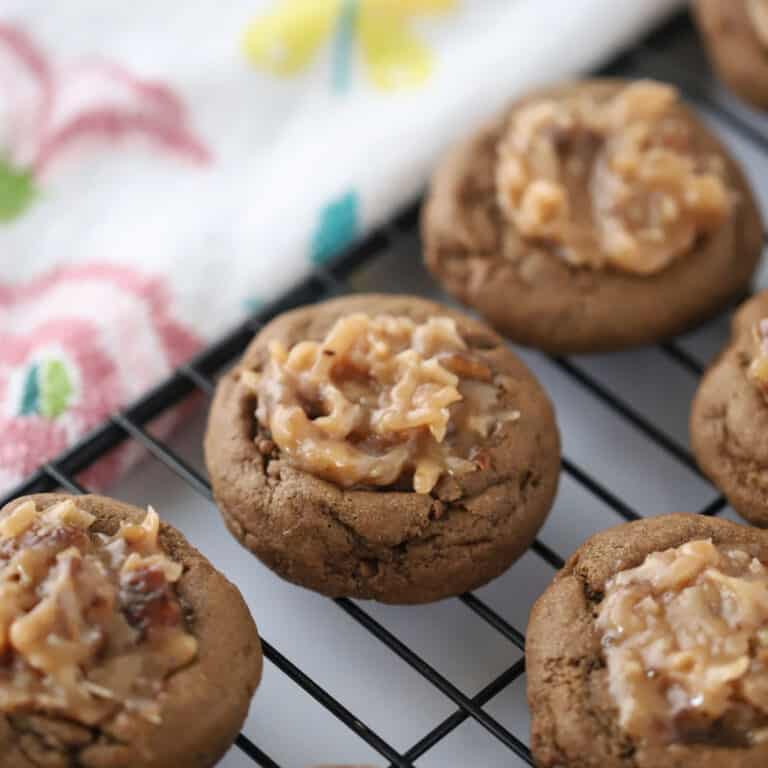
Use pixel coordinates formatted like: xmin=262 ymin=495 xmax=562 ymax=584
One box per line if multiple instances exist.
xmin=495 ymin=81 xmax=731 ymax=275
xmin=248 ymin=313 xmax=519 ymax=494
xmin=596 ymin=539 xmax=768 ymax=747
xmin=748 ymin=319 xmax=768 ymax=394
xmin=0 ymin=499 xmax=197 ymax=727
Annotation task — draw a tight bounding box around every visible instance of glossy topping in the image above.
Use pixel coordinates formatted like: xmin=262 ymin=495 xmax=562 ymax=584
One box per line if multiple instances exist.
xmin=596 ymin=539 xmax=768 ymax=746
xmin=748 ymin=0 xmax=768 ymax=48
xmin=496 ymin=81 xmax=731 ymax=275
xmin=0 ymin=499 xmax=197 ymax=726
xmin=249 ymin=313 xmax=519 ymax=494
xmin=748 ymin=318 xmax=768 ymax=394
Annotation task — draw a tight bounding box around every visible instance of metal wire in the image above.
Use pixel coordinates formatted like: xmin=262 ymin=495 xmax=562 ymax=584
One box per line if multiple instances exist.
xmin=0 ymin=12 xmax=757 ymax=767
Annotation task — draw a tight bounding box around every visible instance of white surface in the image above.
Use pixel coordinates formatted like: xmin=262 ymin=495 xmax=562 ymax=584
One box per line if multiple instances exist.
xmin=105 ymin=52 xmax=768 ymax=768
xmin=0 ymin=0 xmax=682 ymax=340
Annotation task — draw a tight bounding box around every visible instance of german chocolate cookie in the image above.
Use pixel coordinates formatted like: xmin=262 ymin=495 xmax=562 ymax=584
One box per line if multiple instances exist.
xmin=692 ymin=290 xmax=768 ymax=526
xmin=528 ymin=513 xmax=768 ymax=768
xmin=0 ymin=493 xmax=262 ymax=768
xmin=423 ymin=79 xmax=762 ymax=354
xmin=205 ymin=294 xmax=560 ymax=603
xmin=695 ymin=0 xmax=768 ymax=109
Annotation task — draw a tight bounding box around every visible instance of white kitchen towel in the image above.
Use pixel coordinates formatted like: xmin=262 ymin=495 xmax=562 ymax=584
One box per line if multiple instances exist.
xmin=0 ymin=0 xmax=682 ymax=490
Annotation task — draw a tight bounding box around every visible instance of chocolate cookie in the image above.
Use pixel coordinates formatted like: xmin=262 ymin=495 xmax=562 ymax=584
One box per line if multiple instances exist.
xmin=0 ymin=493 xmax=262 ymax=768
xmin=527 ymin=513 xmax=768 ymax=768
xmin=422 ymin=79 xmax=762 ymax=354
xmin=205 ymin=293 xmax=560 ymax=604
xmin=695 ymin=0 xmax=768 ymax=109
xmin=691 ymin=290 xmax=768 ymax=526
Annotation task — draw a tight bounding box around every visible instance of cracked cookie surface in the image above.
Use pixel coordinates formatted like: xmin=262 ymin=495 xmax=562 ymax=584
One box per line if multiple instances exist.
xmin=527 ymin=513 xmax=768 ymax=768
xmin=204 ymin=294 xmax=560 ymax=604
xmin=422 ymin=79 xmax=762 ymax=354
xmin=0 ymin=494 xmax=262 ymax=768
xmin=691 ymin=290 xmax=768 ymax=527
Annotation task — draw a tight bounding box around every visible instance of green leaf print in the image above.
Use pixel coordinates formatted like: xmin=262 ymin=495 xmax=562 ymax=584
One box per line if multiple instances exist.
xmin=39 ymin=360 xmax=74 ymax=419
xmin=0 ymin=158 xmax=37 ymax=222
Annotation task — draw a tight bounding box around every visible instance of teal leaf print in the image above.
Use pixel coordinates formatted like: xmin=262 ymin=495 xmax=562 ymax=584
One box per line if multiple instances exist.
xmin=19 ymin=364 xmax=40 ymax=416
xmin=242 ymin=295 xmax=264 ymax=313
xmin=311 ymin=189 xmax=360 ymax=265
xmin=0 ymin=158 xmax=37 ymax=222
xmin=17 ymin=359 xmax=74 ymax=419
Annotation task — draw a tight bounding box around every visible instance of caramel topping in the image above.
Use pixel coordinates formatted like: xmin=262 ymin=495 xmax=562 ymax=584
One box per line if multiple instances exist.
xmin=496 ymin=82 xmax=731 ymax=275
xmin=0 ymin=499 xmax=197 ymax=727
xmin=748 ymin=319 xmax=768 ymax=395
xmin=597 ymin=539 xmax=768 ymax=746
xmin=251 ymin=313 xmax=518 ymax=493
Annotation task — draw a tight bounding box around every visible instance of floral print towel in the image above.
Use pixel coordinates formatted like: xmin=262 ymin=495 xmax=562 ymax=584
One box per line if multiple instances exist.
xmin=0 ymin=0 xmax=682 ymax=492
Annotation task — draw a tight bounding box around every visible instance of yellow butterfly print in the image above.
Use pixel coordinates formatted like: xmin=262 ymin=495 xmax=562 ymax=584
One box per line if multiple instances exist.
xmin=243 ymin=0 xmax=457 ymax=92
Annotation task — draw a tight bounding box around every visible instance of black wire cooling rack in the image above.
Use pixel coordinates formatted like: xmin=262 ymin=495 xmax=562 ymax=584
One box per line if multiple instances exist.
xmin=3 ymin=10 xmax=765 ymax=767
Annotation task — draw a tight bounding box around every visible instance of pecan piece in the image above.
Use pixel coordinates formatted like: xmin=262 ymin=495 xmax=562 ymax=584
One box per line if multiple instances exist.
xmin=438 ymin=352 xmax=493 ymax=382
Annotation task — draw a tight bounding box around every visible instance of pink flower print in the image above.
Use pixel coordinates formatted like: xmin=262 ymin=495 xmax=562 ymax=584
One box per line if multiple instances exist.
xmin=0 ymin=264 xmax=202 ymax=492
xmin=0 ymin=24 xmax=210 ymax=222
xmin=0 ymin=319 xmax=115 ymax=487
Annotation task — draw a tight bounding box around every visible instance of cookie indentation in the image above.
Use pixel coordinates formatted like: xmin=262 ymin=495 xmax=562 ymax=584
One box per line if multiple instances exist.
xmin=248 ymin=312 xmax=518 ymax=494
xmin=0 ymin=499 xmax=196 ymax=728
xmin=597 ymin=538 xmax=768 ymax=747
xmin=496 ymin=81 xmax=730 ymax=275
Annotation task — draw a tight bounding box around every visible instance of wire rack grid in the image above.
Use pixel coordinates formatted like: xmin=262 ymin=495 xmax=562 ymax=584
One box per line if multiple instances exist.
xmin=3 ymin=11 xmax=767 ymax=768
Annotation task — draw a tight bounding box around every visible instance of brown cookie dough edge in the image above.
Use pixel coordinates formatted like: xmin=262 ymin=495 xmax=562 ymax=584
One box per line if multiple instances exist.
xmin=691 ymin=291 xmax=768 ymax=527
xmin=205 ymin=294 xmax=561 ymax=604
xmin=0 ymin=493 xmax=262 ymax=768
xmin=527 ymin=513 xmax=768 ymax=768
xmin=694 ymin=0 xmax=768 ymax=110
xmin=421 ymin=79 xmax=763 ymax=354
